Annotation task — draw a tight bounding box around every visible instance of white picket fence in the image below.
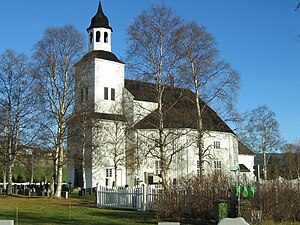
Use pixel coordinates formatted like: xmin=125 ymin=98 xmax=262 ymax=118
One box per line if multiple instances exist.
xmin=96 ymin=184 xmax=161 ymax=211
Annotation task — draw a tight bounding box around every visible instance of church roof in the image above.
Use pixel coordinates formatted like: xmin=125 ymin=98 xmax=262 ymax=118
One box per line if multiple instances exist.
xmin=125 ymin=80 xmax=157 ymax=102
xmin=238 ymin=141 xmax=255 ymax=155
xmin=77 ymin=50 xmax=124 ymax=64
xmin=124 ymin=79 xmax=234 ymax=133
xmin=239 ymin=164 xmax=251 ymax=172
xmin=87 ymin=2 xmax=113 ymax=31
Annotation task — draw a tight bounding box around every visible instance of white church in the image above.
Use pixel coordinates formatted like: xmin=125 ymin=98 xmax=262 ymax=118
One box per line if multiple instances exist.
xmin=67 ymin=2 xmax=255 ymax=189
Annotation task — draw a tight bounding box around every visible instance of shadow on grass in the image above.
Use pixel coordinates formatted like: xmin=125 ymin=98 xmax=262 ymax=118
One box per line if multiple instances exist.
xmin=87 ymin=209 xmax=157 ymax=224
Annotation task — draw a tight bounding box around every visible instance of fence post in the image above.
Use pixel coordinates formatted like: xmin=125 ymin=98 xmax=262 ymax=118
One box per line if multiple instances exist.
xmin=142 ymin=184 xmax=147 ymax=211
xmin=96 ymin=183 xmax=100 ymax=207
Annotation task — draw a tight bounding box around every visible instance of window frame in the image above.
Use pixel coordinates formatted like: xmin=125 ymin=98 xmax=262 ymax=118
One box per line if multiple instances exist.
xmin=111 ymin=88 xmax=115 ymax=101
xmin=213 ymin=141 xmax=221 ymax=149
xmin=155 ymin=160 xmax=161 ymax=175
xmin=104 ymin=87 xmax=109 ymax=100
xmin=106 ymin=168 xmax=112 ymax=177
xmin=214 ymin=160 xmax=222 ymax=170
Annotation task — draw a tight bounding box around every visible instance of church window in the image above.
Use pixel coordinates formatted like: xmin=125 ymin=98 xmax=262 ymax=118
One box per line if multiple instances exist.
xmin=104 ymin=32 xmax=108 ymax=43
xmin=96 ymin=31 xmax=100 ymax=42
xmin=85 ymin=87 xmax=88 ymax=101
xmin=214 ymin=141 xmax=220 ymax=149
xmin=106 ymin=168 xmax=112 ymax=177
xmin=104 ymin=87 xmax=108 ymax=100
xmin=80 ymin=88 xmax=84 ymax=102
xmin=111 ymin=88 xmax=115 ymax=101
xmin=214 ymin=160 xmax=221 ymax=170
xmin=89 ymin=32 xmax=93 ymax=44
xmin=155 ymin=160 xmax=161 ymax=175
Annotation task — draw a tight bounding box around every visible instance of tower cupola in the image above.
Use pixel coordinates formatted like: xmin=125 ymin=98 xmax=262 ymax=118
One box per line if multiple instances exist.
xmin=87 ymin=2 xmax=113 ymax=52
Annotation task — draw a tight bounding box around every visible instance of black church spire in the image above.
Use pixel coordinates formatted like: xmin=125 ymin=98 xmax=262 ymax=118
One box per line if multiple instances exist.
xmin=87 ymin=2 xmax=113 ymax=31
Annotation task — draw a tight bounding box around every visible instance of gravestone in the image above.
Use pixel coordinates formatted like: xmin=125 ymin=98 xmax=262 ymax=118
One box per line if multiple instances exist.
xmin=17 ymin=189 xmax=24 ymax=195
xmin=25 ymin=189 xmax=31 ymax=196
xmin=61 ymin=191 xmax=68 ymax=198
xmin=218 ymin=217 xmax=249 ymax=225
xmin=0 ymin=220 xmax=14 ymax=225
xmin=158 ymin=223 xmax=180 ymax=225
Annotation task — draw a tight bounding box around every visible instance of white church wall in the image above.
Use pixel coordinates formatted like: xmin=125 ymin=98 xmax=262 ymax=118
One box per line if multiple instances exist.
xmin=89 ymin=119 xmax=127 ymax=188
xmin=123 ymin=88 xmax=158 ymax=125
xmin=123 ymin=88 xmax=135 ymax=124
xmin=74 ymin=60 xmax=95 ymax=113
xmin=127 ymin=129 xmax=240 ymax=186
xmin=94 ymin=58 xmax=124 ymax=114
xmin=238 ymin=154 xmax=255 ymax=183
xmin=201 ymin=131 xmax=239 ymax=176
xmin=129 ymin=128 xmax=199 ymax=185
xmin=133 ymin=100 xmax=158 ymax=124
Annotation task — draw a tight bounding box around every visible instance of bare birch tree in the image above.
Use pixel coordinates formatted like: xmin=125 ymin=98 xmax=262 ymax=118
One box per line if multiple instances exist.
xmin=0 ymin=49 xmax=38 ymax=194
xmin=283 ymin=139 xmax=300 ymax=179
xmin=238 ymin=105 xmax=284 ymax=179
xmin=32 ymin=25 xmax=84 ymax=197
xmin=174 ymin=22 xmax=240 ymax=176
xmin=126 ymin=4 xmax=186 ymax=189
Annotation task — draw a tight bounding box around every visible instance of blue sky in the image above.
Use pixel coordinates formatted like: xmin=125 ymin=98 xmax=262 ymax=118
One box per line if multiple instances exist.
xmin=0 ymin=0 xmax=299 ymax=142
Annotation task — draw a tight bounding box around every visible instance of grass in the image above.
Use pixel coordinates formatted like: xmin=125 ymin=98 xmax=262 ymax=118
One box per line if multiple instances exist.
xmin=1 ymin=193 xmax=300 ymax=225
xmin=0 ymin=194 xmax=158 ymax=225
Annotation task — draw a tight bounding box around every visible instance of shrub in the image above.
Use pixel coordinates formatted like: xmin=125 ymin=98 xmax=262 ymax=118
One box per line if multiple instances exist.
xmin=156 ymin=175 xmax=300 ymax=223
xmin=156 ymin=173 xmax=230 ymax=222
xmin=252 ymin=179 xmax=300 ymax=222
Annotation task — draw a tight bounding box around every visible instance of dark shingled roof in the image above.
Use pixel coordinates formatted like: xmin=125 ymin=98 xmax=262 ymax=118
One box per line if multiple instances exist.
xmin=125 ymin=80 xmax=157 ymax=102
xmin=77 ymin=50 xmax=124 ymax=64
xmin=239 ymin=164 xmax=251 ymax=172
xmin=238 ymin=141 xmax=255 ymax=155
xmin=125 ymin=79 xmax=234 ymax=133
xmin=87 ymin=2 xmax=113 ymax=31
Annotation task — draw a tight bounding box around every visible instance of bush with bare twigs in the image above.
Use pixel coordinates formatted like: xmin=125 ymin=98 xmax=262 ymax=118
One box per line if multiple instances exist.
xmin=156 ymin=175 xmax=300 ymax=223
xmin=156 ymin=173 xmax=230 ymax=222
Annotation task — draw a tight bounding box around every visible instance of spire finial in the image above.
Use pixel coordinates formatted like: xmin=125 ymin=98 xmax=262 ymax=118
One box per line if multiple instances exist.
xmin=87 ymin=1 xmax=113 ymax=31
xmin=97 ymin=1 xmax=104 ymax=16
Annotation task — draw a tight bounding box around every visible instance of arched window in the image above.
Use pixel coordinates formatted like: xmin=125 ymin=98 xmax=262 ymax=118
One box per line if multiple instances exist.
xmin=89 ymin=32 xmax=93 ymax=44
xmin=96 ymin=31 xmax=100 ymax=42
xmin=104 ymin=32 xmax=108 ymax=43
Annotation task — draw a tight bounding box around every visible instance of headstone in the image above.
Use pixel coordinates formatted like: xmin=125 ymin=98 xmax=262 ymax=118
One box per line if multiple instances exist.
xmin=158 ymin=223 xmax=180 ymax=225
xmin=79 ymin=188 xmax=86 ymax=196
xmin=218 ymin=217 xmax=249 ymax=225
xmin=0 ymin=220 xmax=14 ymax=225
xmin=25 ymin=189 xmax=31 ymax=196
xmin=61 ymin=191 xmax=68 ymax=198
xmin=17 ymin=189 xmax=24 ymax=195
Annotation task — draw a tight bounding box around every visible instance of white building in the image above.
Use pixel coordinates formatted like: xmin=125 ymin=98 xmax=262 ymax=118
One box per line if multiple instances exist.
xmin=67 ymin=2 xmax=255 ymax=189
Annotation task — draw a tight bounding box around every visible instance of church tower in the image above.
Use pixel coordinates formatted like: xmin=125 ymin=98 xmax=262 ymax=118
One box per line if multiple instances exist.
xmin=74 ymin=1 xmax=125 ymax=115
xmin=69 ymin=2 xmax=126 ymax=189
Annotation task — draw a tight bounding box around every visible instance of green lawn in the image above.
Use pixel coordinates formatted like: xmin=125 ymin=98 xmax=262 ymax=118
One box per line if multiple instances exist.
xmin=0 ymin=195 xmax=157 ymax=225
xmin=1 ymin=194 xmax=300 ymax=225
